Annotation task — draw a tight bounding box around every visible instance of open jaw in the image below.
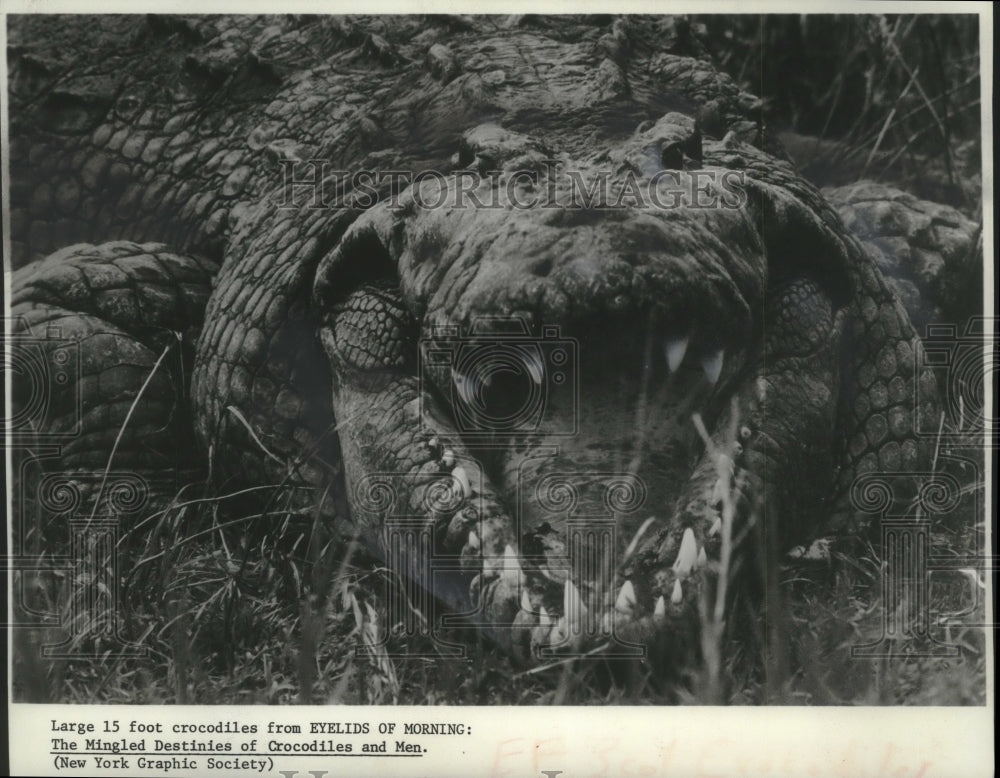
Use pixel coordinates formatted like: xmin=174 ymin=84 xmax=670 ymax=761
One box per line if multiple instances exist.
xmin=309 ymin=137 xmax=854 ymax=666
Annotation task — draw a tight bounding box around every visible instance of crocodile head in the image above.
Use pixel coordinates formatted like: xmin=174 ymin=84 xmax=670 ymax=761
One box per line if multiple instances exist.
xmin=224 ymin=19 xmax=924 ymax=665
xmin=306 ymin=104 xmax=868 ymax=661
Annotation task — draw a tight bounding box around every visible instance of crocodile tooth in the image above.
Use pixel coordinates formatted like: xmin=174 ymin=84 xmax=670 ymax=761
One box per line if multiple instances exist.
xmin=468 ymin=530 xmax=480 ymax=550
xmin=654 ymin=595 xmax=667 ymax=619
xmin=672 ymin=527 xmax=698 ymax=577
xmin=701 ymin=348 xmax=725 ymax=385
xmin=623 ymin=516 xmax=656 ymax=561
xmin=615 ymin=580 xmax=637 ymax=612
xmin=602 ymin=611 xmax=614 ymax=634
xmin=539 ymin=606 xmax=553 ymax=627
xmin=428 ymin=436 xmax=439 ymax=449
xmin=711 ymin=477 xmax=727 ymax=506
xmin=709 ymin=517 xmax=722 ymax=536
xmin=697 ymin=546 xmax=708 ymax=568
xmin=671 ymin=579 xmax=683 ymax=604
xmin=664 ymin=334 xmax=690 ymax=372
xmin=521 ymin=588 xmax=532 ymax=613
xmin=501 ymin=545 xmax=522 ymax=588
xmin=442 ymin=449 xmax=456 ymax=467
xmin=452 ymin=466 xmax=472 ymax=498
xmin=564 ymin=579 xmax=587 ymax=627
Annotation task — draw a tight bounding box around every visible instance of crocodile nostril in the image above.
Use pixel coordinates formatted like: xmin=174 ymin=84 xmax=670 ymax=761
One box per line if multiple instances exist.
xmin=530 ymin=257 xmax=554 ymax=277
xmin=660 ymin=143 xmax=684 ymax=171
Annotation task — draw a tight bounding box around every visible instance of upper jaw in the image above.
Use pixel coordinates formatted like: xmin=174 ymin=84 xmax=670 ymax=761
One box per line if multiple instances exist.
xmin=313 ymin=163 xmax=768 ymax=343
xmin=307 ymin=139 xmax=839 ymax=665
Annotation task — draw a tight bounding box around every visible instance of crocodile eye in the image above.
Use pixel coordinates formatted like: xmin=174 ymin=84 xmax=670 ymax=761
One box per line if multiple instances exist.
xmin=115 ymin=93 xmax=143 ymax=121
xmin=451 ymin=345 xmax=545 ymax=431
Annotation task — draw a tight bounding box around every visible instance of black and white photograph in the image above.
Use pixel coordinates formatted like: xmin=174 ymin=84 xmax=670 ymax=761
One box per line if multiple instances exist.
xmin=3 ymin=3 xmax=993 ymax=775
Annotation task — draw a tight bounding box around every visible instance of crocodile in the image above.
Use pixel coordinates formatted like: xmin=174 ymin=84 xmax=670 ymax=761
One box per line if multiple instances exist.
xmin=7 ymin=15 xmax=961 ymax=672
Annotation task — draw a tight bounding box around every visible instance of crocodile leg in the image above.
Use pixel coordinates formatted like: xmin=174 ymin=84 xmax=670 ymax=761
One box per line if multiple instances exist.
xmin=830 ymin=256 xmax=941 ymax=534
xmin=10 ymin=242 xmax=217 ymax=474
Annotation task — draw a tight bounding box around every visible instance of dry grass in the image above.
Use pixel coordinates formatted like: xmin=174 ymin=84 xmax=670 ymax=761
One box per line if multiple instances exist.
xmin=10 ymin=408 xmax=986 ymax=706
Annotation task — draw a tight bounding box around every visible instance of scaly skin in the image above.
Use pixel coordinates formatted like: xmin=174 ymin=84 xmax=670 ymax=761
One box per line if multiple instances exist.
xmin=8 ymin=15 xmax=958 ymax=668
